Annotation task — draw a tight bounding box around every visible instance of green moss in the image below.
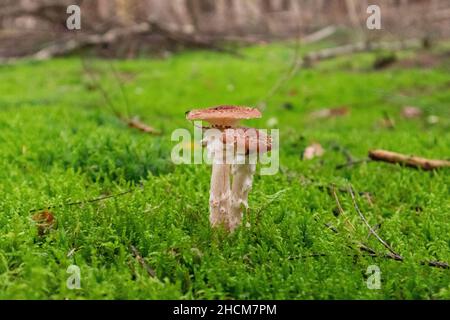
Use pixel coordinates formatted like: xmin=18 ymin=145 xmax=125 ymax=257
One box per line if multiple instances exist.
xmin=0 ymin=43 xmax=449 ymax=299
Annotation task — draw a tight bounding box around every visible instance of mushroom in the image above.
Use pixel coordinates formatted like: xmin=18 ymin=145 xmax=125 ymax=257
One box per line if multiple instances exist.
xmin=222 ymin=128 xmax=272 ymax=231
xmin=187 ymin=105 xmax=261 ymax=128
xmin=186 ymin=106 xmax=262 ymax=230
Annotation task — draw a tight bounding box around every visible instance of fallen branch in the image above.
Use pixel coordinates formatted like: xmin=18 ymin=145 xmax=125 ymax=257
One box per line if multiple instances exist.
xmin=36 ymin=23 xmax=151 ymax=61
xmin=305 ymin=39 xmax=422 ymax=63
xmin=148 ymin=22 xmax=244 ymax=58
xmin=368 ymin=149 xmax=450 ymax=170
xmin=1 ymin=20 xmax=241 ymax=64
xmin=302 ymin=25 xmax=337 ymax=44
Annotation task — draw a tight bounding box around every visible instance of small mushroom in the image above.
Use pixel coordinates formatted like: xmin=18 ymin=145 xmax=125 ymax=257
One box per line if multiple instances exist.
xmin=186 ymin=106 xmax=262 ymax=230
xmin=222 ymin=128 xmax=272 ymax=231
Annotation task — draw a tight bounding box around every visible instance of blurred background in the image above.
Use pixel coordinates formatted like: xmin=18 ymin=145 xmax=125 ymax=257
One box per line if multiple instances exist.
xmin=1 ymin=0 xmax=449 ymax=59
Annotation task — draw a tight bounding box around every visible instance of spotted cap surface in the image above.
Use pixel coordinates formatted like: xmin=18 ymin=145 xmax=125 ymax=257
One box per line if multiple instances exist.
xmin=186 ymin=105 xmax=261 ymax=127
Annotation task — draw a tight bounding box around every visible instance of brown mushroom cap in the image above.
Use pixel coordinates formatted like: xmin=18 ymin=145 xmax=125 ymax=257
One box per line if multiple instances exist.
xmin=186 ymin=105 xmax=261 ymax=127
xmin=222 ymin=128 xmax=272 ymax=155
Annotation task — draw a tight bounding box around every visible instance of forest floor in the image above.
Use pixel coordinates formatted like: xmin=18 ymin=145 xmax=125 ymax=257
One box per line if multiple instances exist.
xmin=0 ymin=40 xmax=449 ymax=299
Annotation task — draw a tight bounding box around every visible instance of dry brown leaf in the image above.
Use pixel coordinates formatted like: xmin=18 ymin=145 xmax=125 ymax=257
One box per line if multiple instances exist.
xmin=32 ymin=211 xmax=56 ymax=236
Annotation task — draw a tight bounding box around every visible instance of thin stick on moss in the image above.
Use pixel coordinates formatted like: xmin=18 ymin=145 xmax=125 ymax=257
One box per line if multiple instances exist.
xmin=335 ymin=158 xmax=372 ymax=170
xmin=130 ymin=245 xmax=156 ymax=278
xmin=423 ymin=261 xmax=449 ymax=269
xmin=29 ymin=189 xmax=136 ymax=213
xmin=330 ymin=185 xmax=356 ymax=231
xmin=324 ymin=225 xmax=448 ymax=269
xmin=368 ymin=149 xmax=450 ymax=170
xmin=348 ymin=186 xmax=403 ymax=261
xmin=81 ymin=57 xmax=160 ymax=135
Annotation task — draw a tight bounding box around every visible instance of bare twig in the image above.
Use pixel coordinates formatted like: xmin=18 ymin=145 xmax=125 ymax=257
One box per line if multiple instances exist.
xmin=124 ymin=117 xmax=161 ymax=135
xmin=366 ymin=223 xmax=382 ymax=240
xmin=324 ymin=222 xmax=339 ymax=233
xmin=323 ymin=215 xmax=447 ymax=269
xmin=29 ymin=189 xmax=135 ymax=213
xmin=348 ymin=186 xmax=403 ymax=260
xmin=305 ymin=39 xmax=422 ymax=63
xmin=330 ymin=185 xmax=356 ymax=231
xmin=357 ymin=243 xmax=403 ymax=261
xmin=1 ymin=20 xmax=242 ymax=64
xmin=288 ymin=243 xmax=447 ymax=268
xmin=254 ymin=189 xmax=289 ymax=226
xmin=296 ymin=175 xmax=371 ymax=197
xmin=302 ymin=26 xmax=337 ymax=44
xmin=130 ymin=245 xmax=156 ymax=278
xmin=257 ymin=20 xmax=303 ymax=110
xmin=336 ymin=158 xmax=372 ymax=170
xmin=82 ymin=57 xmax=161 ymax=135
xmin=369 ymin=149 xmax=450 ymax=170
xmin=319 ymin=185 xmax=447 ymax=269
xmin=423 ymin=261 xmax=450 ymax=269
xmin=109 ymin=62 xmax=131 ymax=119
xmin=81 ymin=57 xmax=122 ymax=118
xmin=332 ymin=143 xmax=372 ymax=170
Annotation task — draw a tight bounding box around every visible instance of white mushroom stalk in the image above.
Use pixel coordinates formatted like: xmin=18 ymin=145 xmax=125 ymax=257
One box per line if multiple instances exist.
xmin=223 ymin=128 xmax=272 ymax=231
xmin=230 ymin=161 xmax=256 ymax=231
xmin=205 ymin=134 xmax=231 ymax=228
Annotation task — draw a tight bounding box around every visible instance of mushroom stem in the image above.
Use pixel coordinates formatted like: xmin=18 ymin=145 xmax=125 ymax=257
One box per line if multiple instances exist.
xmin=209 ymin=163 xmax=231 ymax=228
xmin=206 ymin=137 xmax=231 ymax=228
xmin=229 ymin=163 xmax=256 ymax=231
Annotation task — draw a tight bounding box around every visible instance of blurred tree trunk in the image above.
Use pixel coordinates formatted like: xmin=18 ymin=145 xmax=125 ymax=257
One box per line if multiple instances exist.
xmin=185 ymin=0 xmax=200 ymax=31
xmin=1 ymin=0 xmax=449 ymax=59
